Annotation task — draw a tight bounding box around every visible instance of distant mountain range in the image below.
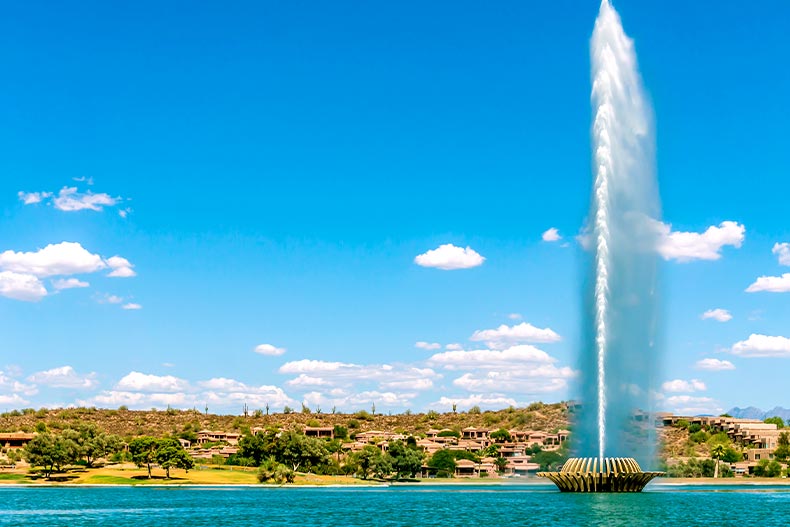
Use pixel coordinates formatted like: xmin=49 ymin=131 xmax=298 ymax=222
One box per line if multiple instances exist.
xmin=727 ymin=406 xmax=790 ymax=421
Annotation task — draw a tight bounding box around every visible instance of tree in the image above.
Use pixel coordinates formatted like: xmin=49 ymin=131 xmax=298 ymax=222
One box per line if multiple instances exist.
xmin=774 ymin=432 xmax=790 ymax=461
xmin=128 ymin=436 xmax=159 ymax=478
xmin=333 ymin=425 xmax=348 ymax=440
xmin=24 ymin=433 xmax=80 ymax=477
xmin=764 ymin=416 xmax=785 ymax=428
xmin=494 ymin=457 xmax=509 ymax=474
xmin=273 ymin=431 xmax=329 ymax=472
xmin=754 ymin=459 xmax=782 ymax=478
xmin=531 ymin=450 xmax=566 ymax=471
xmin=427 ymin=449 xmax=457 ymax=478
xmin=66 ymin=424 xmax=124 ymax=467
xmin=237 ymin=430 xmax=275 ymax=466
xmin=710 ymin=444 xmax=725 ymax=478
xmin=155 ymin=438 xmax=195 ymax=478
xmin=490 ymin=428 xmax=512 ymax=443
xmin=350 ymin=445 xmax=384 ymax=479
xmin=388 ymin=441 xmax=423 ymax=480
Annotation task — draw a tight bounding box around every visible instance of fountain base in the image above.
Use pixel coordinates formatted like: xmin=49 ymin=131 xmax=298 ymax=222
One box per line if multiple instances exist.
xmin=538 ymin=457 xmax=663 ymax=493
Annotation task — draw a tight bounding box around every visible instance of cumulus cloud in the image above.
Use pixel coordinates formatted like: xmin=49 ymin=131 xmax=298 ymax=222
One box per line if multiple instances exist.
xmin=279 ymin=359 xmax=439 ymax=395
xmin=428 ymin=394 xmax=518 ymax=411
xmin=81 ymin=376 xmax=295 ymax=411
xmin=254 ymin=343 xmax=286 ymax=356
xmin=773 ymin=243 xmax=790 ymax=266
xmin=414 ymin=244 xmax=485 ymax=270
xmin=428 ymin=345 xmax=557 ymax=370
xmin=452 ymin=366 xmax=575 ymax=394
xmin=302 ymin=389 xmax=416 ymax=410
xmin=27 ymin=366 xmax=98 ymax=389
xmin=445 ymin=343 xmax=464 ymax=351
xmin=51 ymin=278 xmax=89 ymax=290
xmin=0 ymin=271 xmax=47 ymax=301
xmin=542 ymin=228 xmax=561 ymax=242
xmin=695 ymin=358 xmax=735 ymax=371
xmin=106 ymin=256 xmax=136 ymax=278
xmin=0 ymin=242 xmax=137 ymax=302
xmin=52 ymin=186 xmax=119 ymax=212
xmin=470 ymin=322 xmax=561 ymax=348
xmin=663 ymin=395 xmax=722 ymax=415
xmin=0 ymin=393 xmax=29 ymax=406
xmin=122 ymin=303 xmax=142 ymax=310
xmin=507 ymin=313 xmax=523 ymax=320
xmin=662 ymin=379 xmax=706 ymax=393
xmin=700 ymin=308 xmax=732 ymax=322
xmin=731 ymin=334 xmax=790 ymax=358
xmin=746 ymin=274 xmax=790 ymax=293
xmin=415 ymin=341 xmax=441 ymax=350
xmin=0 ymin=242 xmax=105 ymax=277
xmin=655 ymin=221 xmax=745 ymax=262
xmin=115 ymin=371 xmax=189 ymax=392
xmin=18 ymin=191 xmax=52 ymax=205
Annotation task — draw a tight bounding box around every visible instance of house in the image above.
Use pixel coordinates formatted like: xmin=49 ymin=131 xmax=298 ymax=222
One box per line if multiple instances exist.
xmin=0 ymin=432 xmax=35 ymax=449
xmin=196 ymin=430 xmax=241 ymax=445
xmin=304 ymin=427 xmax=334 ymax=439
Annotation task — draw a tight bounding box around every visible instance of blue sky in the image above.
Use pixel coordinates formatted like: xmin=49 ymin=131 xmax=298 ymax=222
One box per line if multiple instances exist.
xmin=2 ymin=0 xmax=789 ymax=415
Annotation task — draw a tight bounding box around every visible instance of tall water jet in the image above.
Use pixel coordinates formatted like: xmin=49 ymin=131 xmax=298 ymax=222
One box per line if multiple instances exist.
xmin=579 ymin=0 xmax=662 ymax=468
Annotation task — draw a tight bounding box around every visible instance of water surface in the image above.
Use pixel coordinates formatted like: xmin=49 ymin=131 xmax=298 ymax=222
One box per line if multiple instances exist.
xmin=2 ymin=484 xmax=789 ymax=526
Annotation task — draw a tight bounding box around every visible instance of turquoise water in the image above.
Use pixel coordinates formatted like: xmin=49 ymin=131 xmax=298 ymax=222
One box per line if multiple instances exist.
xmin=2 ymin=484 xmax=790 ymax=526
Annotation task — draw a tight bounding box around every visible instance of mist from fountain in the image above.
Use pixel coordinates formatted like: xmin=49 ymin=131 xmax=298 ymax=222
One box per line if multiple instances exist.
xmin=577 ymin=0 xmax=662 ymax=468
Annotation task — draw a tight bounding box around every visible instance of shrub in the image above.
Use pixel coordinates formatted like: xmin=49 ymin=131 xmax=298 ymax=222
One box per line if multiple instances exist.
xmin=468 ymin=406 xmax=482 ymax=415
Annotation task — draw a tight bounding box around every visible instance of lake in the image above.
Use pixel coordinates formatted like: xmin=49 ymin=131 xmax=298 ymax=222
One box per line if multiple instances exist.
xmin=2 ymin=484 xmax=790 ymax=526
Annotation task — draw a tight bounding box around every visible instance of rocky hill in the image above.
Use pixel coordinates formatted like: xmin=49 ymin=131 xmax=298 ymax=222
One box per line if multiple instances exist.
xmin=0 ymin=402 xmax=571 ymax=439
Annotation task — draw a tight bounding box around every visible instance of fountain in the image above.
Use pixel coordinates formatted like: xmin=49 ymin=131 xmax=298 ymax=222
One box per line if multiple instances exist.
xmin=539 ymin=0 xmax=665 ymax=492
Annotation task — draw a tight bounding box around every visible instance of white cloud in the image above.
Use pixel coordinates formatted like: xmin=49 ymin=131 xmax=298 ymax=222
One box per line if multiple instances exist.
xmin=415 ymin=341 xmax=441 ymax=350
xmin=731 ymin=334 xmax=790 ymax=358
xmin=115 ymin=371 xmax=189 ymax=392
xmin=542 ymin=228 xmax=561 ymax=242
xmin=429 ymin=394 xmax=518 ymax=411
xmin=662 ymin=379 xmax=706 ymax=393
xmin=695 ymin=358 xmax=735 ymax=371
xmin=470 ymin=322 xmax=561 ymax=348
xmin=18 ymin=191 xmax=52 ymax=205
xmin=445 ymin=343 xmax=464 ymax=351
xmin=0 ymin=242 xmax=105 ymax=277
xmin=773 ymin=243 xmax=790 ymax=266
xmin=106 ymin=256 xmax=136 ymax=278
xmin=279 ymin=359 xmax=353 ymax=373
xmin=72 ymin=176 xmax=94 ymax=185
xmin=102 ymin=294 xmax=124 ymax=304
xmin=428 ymin=344 xmax=557 ymax=370
xmin=279 ymin=360 xmax=439 ymax=395
xmin=655 ymin=221 xmax=745 ymax=262
xmin=414 ymin=244 xmax=485 ymax=270
xmin=27 ymin=366 xmax=98 ymax=389
xmin=286 ymin=374 xmax=330 ymax=387
xmin=52 ymin=186 xmax=119 ymax=212
xmin=51 ymin=278 xmax=89 ymax=290
xmin=507 ymin=313 xmax=523 ymax=320
xmin=452 ymin=366 xmax=575 ymax=394
xmin=302 ymin=389 xmax=415 ymax=410
xmin=0 ymin=271 xmax=47 ymax=301
xmin=663 ymin=395 xmax=722 ymax=416
xmin=0 ymin=370 xmax=38 ymax=396
xmin=0 ymin=393 xmax=29 ymax=405
xmin=746 ymin=273 xmax=790 ymax=293
xmin=254 ymin=343 xmax=286 ymax=356
xmin=700 ymin=308 xmax=732 ymax=322
xmin=122 ymin=303 xmax=142 ymax=310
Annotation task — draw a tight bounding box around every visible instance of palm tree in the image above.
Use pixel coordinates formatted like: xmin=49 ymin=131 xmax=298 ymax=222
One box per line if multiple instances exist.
xmin=711 ymin=444 xmax=725 ymax=478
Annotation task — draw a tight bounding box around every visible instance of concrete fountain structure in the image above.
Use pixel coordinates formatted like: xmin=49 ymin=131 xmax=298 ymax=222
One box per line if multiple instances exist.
xmin=539 ymin=0 xmax=665 ymax=492
xmin=538 ymin=457 xmax=663 ymax=493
